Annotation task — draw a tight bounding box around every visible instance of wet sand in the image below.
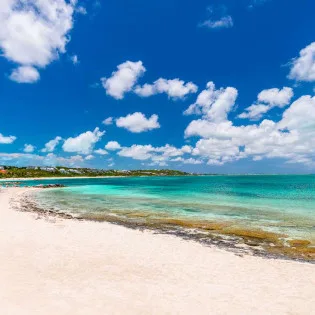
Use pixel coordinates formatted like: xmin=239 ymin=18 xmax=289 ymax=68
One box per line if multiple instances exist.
xmin=1 ymin=187 xmax=315 ymax=315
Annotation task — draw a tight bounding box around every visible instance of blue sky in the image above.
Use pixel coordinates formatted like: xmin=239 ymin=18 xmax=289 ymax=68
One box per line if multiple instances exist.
xmin=1 ymin=0 xmax=315 ymax=173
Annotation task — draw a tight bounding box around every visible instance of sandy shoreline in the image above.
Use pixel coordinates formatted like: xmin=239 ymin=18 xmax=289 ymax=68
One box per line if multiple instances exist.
xmin=1 ymin=188 xmax=315 ymax=315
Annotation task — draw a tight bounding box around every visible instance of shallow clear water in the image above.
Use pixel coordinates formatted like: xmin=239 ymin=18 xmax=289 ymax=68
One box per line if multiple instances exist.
xmin=29 ymin=175 xmax=315 ymax=243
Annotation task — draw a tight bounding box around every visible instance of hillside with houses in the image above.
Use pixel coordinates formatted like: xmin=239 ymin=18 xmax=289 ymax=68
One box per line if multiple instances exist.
xmin=0 ymin=166 xmax=190 ymax=178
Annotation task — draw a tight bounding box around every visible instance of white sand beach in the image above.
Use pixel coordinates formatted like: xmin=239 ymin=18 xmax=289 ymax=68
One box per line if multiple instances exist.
xmin=1 ymin=188 xmax=315 ymax=315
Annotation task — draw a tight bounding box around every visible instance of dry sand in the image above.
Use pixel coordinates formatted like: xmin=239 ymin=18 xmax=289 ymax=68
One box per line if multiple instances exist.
xmin=1 ymin=188 xmax=315 ymax=315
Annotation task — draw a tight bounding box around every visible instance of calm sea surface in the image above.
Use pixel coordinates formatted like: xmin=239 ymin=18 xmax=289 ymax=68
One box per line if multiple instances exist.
xmin=26 ymin=175 xmax=315 ymax=244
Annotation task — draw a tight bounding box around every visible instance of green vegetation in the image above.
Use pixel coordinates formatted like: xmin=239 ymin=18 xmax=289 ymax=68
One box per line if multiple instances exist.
xmin=0 ymin=166 xmax=190 ymax=179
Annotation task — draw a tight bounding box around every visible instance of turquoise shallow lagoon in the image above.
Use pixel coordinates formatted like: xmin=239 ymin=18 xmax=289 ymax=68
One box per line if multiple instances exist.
xmin=28 ymin=175 xmax=315 ymax=247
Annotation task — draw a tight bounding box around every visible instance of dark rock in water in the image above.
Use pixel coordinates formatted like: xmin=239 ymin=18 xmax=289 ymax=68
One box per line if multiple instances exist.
xmin=34 ymin=184 xmax=66 ymax=189
xmin=244 ymin=240 xmax=261 ymax=247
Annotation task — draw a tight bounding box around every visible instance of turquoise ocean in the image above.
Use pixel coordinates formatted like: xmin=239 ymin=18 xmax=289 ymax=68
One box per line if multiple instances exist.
xmin=25 ymin=175 xmax=315 ymax=245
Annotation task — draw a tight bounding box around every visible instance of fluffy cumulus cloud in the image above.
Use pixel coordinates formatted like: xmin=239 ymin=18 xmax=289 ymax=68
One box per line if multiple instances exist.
xmin=0 ymin=0 xmax=81 ymax=83
xmin=257 ymin=87 xmax=293 ymax=106
xmin=9 ymin=66 xmax=40 ymax=83
xmin=135 ymin=78 xmax=198 ymax=99
xmin=117 ymin=144 xmax=195 ymax=166
xmin=101 ymin=61 xmax=145 ymax=99
xmin=63 ymin=128 xmax=104 ymax=154
xmin=105 ymin=141 xmax=121 ymax=151
xmin=238 ymin=104 xmax=269 ymax=121
xmin=41 ymin=136 xmax=62 ymax=152
xmin=184 ymin=81 xmax=238 ymax=122
xmin=101 ymin=61 xmax=197 ymax=101
xmin=288 ymin=42 xmax=315 ymax=82
xmin=0 ymin=152 xmax=86 ymax=168
xmin=0 ymin=152 xmax=44 ymax=163
xmin=278 ymin=95 xmax=315 ymax=131
xmin=184 ymin=84 xmax=315 ymax=166
xmin=239 ymin=87 xmax=293 ymax=120
xmin=118 ymin=145 xmax=155 ymax=161
xmin=45 ymin=153 xmax=85 ymax=166
xmin=0 ymin=133 xmax=16 ymax=144
xmin=171 ymin=157 xmax=203 ymax=164
xmin=23 ymin=144 xmax=35 ymax=153
xmin=94 ymin=148 xmax=108 ymax=155
xmin=116 ymin=112 xmax=160 ymax=133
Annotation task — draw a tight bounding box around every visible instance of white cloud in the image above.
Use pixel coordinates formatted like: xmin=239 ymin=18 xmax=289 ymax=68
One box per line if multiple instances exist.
xmin=135 ymin=78 xmax=198 ymax=99
xmin=184 ymin=81 xmax=238 ymax=122
xmin=0 ymin=0 xmax=79 ymax=83
xmin=101 ymin=61 xmax=145 ymax=99
xmin=116 ymin=112 xmax=160 ymax=133
xmin=239 ymin=87 xmax=293 ymax=120
xmin=171 ymin=157 xmax=203 ymax=164
xmin=183 ymin=158 xmax=203 ymax=164
xmin=0 ymin=152 xmax=44 ymax=162
xmin=42 ymin=136 xmax=62 ymax=152
xmin=133 ymin=84 xmax=155 ymax=97
xmin=0 ymin=152 xmax=87 ymax=168
xmin=63 ymin=128 xmax=105 ymax=154
xmin=288 ymin=42 xmax=315 ymax=82
xmin=117 ymin=144 xmax=194 ymax=163
xmin=105 ymin=141 xmax=121 ymax=151
xmin=154 ymin=144 xmax=193 ymax=157
xmin=257 ymin=87 xmax=293 ymax=107
xmin=278 ymin=95 xmax=315 ymax=131
xmin=238 ymin=104 xmax=270 ymax=120
xmin=0 ymin=133 xmax=16 ymax=144
xmin=185 ymin=92 xmax=315 ymax=166
xmin=9 ymin=66 xmax=40 ymax=83
xmin=71 ymin=54 xmax=79 ymax=64
xmin=94 ymin=148 xmax=108 ymax=155
xmin=45 ymin=153 xmax=85 ymax=167
xmin=200 ymin=16 xmax=233 ymax=29
xmin=207 ymin=159 xmax=224 ymax=166
xmin=23 ymin=144 xmax=35 ymax=153
xmin=102 ymin=117 xmax=113 ymax=125
xmin=199 ymin=5 xmax=234 ymax=30
xmin=192 ymin=138 xmax=242 ymax=165
xmin=118 ymin=145 xmax=154 ymax=161
xmin=181 ymin=145 xmax=193 ymax=154
xmin=148 ymin=159 xmax=168 ymax=167
xmin=0 ymin=151 xmax=104 ymax=168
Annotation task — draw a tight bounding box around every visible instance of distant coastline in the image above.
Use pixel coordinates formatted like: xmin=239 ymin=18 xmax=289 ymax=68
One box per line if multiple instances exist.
xmin=0 ymin=166 xmax=191 ymax=180
xmin=1 ymin=174 xmax=315 ymax=181
xmin=1 ymin=174 xmax=315 ymax=182
xmin=0 ymin=176 xmax=129 ymax=182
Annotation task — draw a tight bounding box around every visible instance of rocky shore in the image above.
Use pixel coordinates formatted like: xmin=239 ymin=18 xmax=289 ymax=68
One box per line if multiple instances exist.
xmin=32 ymin=184 xmax=67 ymax=189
